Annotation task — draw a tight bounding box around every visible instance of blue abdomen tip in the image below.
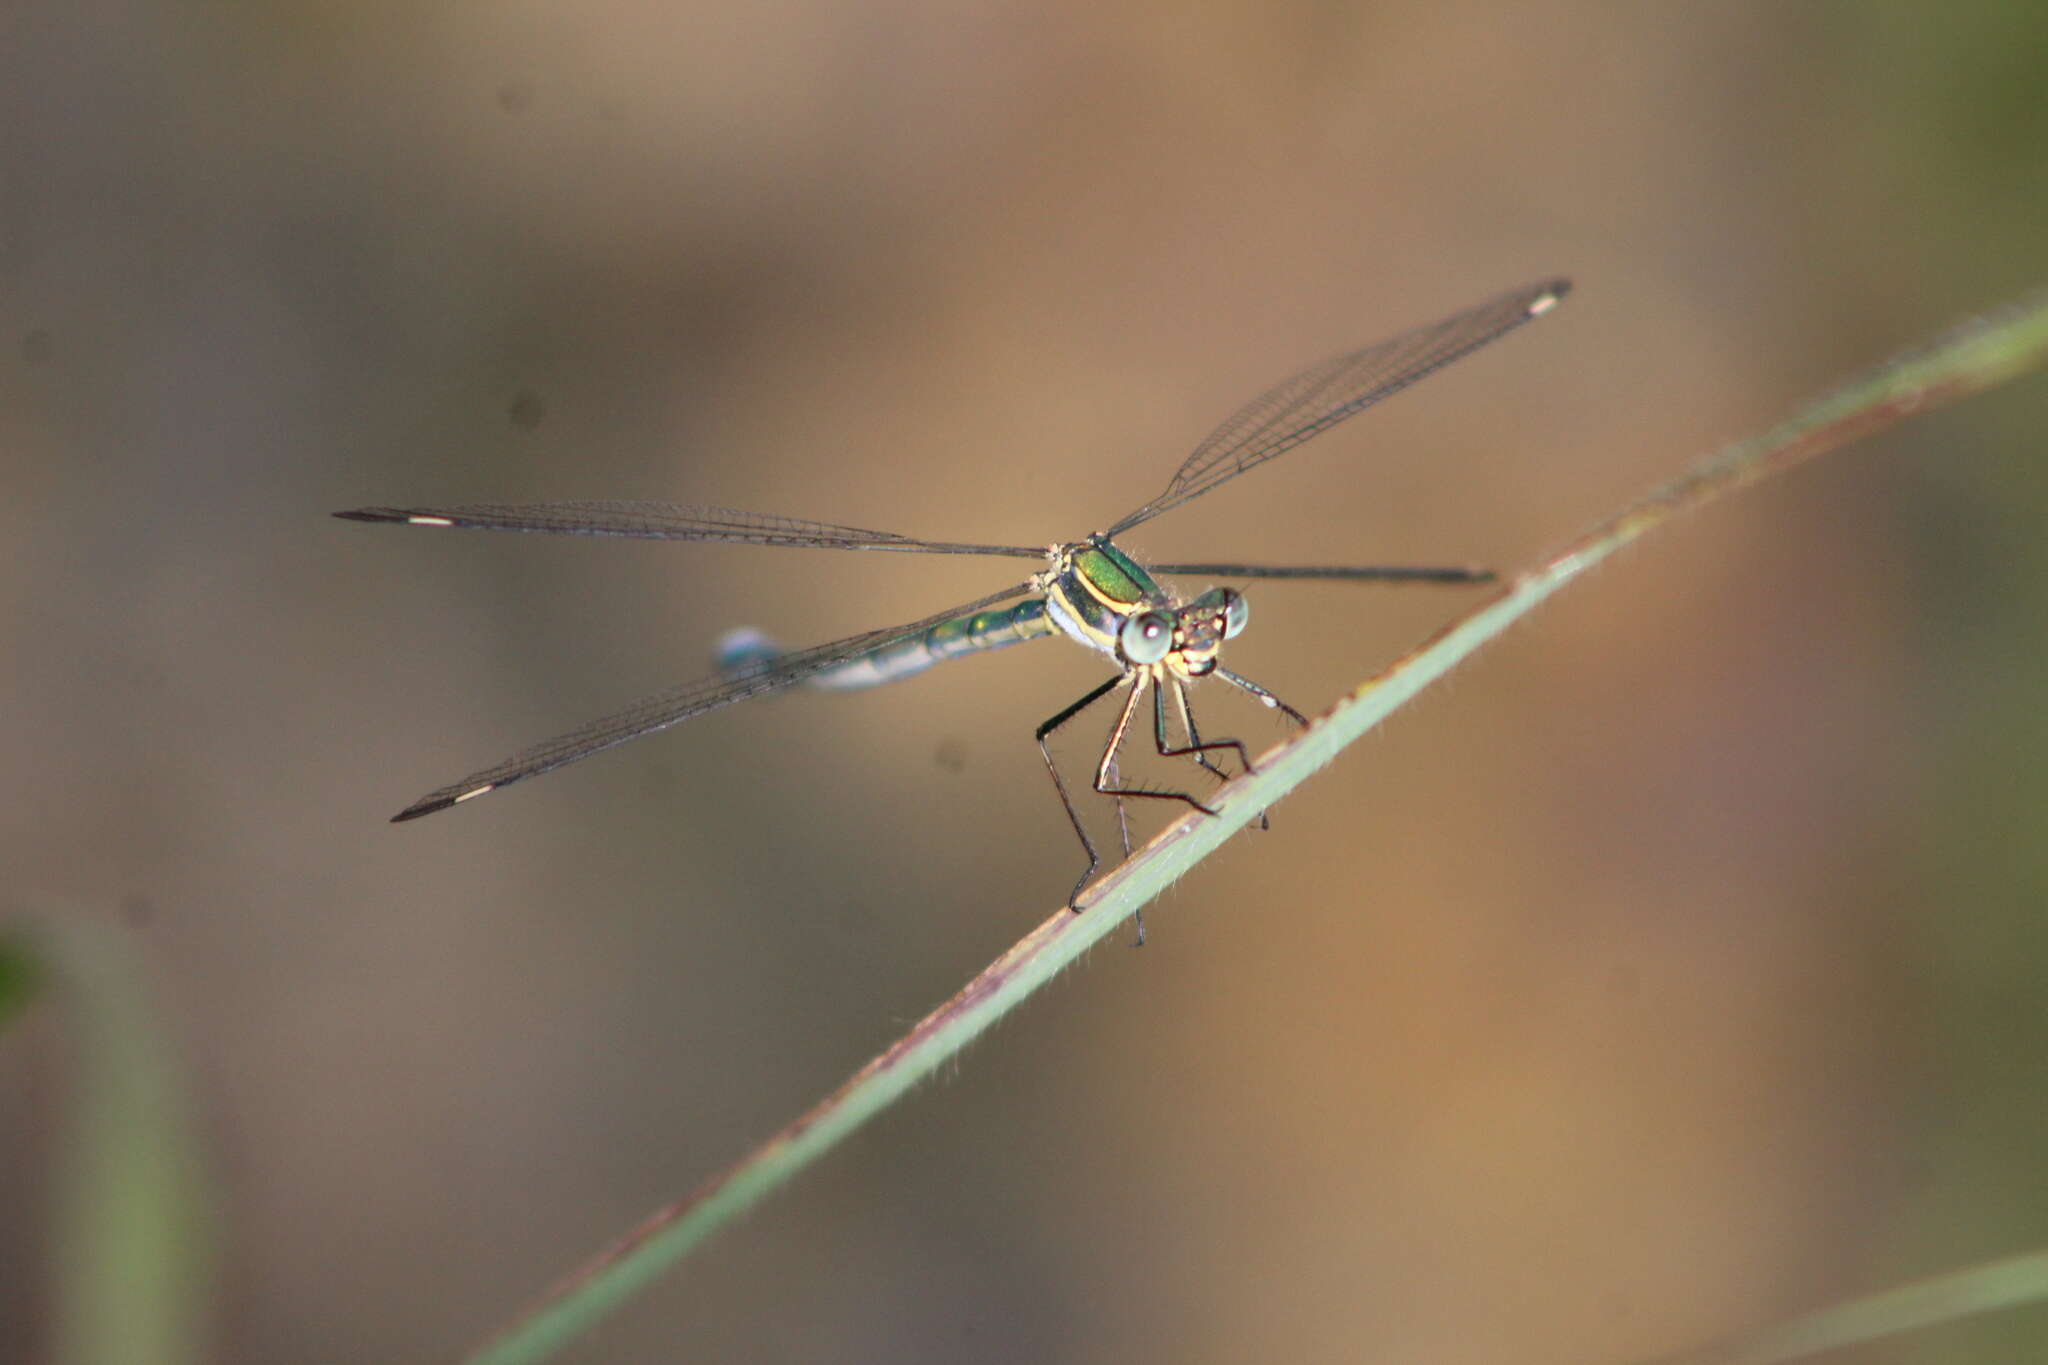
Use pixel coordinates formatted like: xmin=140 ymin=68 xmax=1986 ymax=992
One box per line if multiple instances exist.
xmin=715 ymin=627 xmax=782 ymax=678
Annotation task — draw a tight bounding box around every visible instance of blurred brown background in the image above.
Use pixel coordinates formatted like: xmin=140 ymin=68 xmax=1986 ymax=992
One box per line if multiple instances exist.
xmin=6 ymin=3 xmax=2048 ymax=1361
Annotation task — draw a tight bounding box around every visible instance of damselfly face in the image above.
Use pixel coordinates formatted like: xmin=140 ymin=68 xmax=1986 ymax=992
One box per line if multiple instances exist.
xmin=1160 ymin=587 xmax=1247 ymax=678
xmin=1110 ymin=585 xmax=1246 ymax=678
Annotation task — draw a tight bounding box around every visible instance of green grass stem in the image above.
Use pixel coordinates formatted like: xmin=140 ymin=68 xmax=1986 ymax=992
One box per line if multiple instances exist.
xmin=1644 ymin=1248 xmax=2048 ymax=1364
xmin=464 ymin=286 xmax=2048 ymax=1365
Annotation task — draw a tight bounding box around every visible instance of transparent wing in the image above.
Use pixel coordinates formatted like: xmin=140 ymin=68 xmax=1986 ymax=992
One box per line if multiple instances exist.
xmin=389 ymin=580 xmax=1039 ymax=821
xmin=335 ymin=501 xmax=1044 ymax=558
xmin=1106 ymin=279 xmax=1569 ymax=535
xmin=1148 ymin=561 xmax=1493 ymax=583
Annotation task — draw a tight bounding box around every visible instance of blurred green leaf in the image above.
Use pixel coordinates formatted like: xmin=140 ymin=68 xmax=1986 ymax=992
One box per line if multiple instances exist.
xmin=3 ymin=915 xmax=211 ymax=1365
xmin=0 ymin=935 xmax=43 ymax=1029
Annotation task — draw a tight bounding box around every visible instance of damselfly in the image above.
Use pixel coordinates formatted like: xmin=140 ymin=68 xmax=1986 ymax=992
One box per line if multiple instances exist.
xmin=340 ymin=279 xmax=1568 ymax=906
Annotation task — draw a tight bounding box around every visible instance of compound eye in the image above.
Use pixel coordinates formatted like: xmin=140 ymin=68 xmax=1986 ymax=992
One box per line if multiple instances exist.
xmin=1187 ymin=586 xmax=1249 ymax=641
xmin=1119 ymin=610 xmax=1174 ymax=665
xmin=1218 ymin=588 xmax=1248 ymax=639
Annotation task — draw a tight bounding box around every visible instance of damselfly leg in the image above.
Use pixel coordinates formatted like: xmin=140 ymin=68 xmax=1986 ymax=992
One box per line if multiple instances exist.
xmin=1155 ymin=677 xmax=1254 ymax=779
xmin=1164 ymin=681 xmax=1226 ymax=780
xmin=1044 ymin=667 xmax=1305 ymax=912
xmin=1216 ymin=667 xmax=1310 ymax=727
xmin=1041 ymin=673 xmax=1222 ymax=910
xmin=1038 ymin=675 xmax=1125 ymax=910
xmin=1163 ymin=675 xmax=1272 ymax=831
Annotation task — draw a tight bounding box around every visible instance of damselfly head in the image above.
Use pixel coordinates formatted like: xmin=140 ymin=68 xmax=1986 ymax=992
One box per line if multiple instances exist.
xmin=1164 ymin=587 xmax=1247 ymax=677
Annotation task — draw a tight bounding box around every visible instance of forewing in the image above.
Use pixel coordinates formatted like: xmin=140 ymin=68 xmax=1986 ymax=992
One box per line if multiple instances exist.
xmin=1108 ymin=279 xmax=1568 ymax=534
xmin=389 ymin=580 xmax=1039 ymax=820
xmin=336 ymin=501 xmax=1042 ymax=557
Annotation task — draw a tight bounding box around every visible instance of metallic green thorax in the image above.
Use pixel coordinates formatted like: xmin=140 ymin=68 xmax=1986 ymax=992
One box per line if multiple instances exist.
xmin=1072 ymin=540 xmax=1160 ymax=609
xmin=1041 ymin=537 xmax=1168 ymax=658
